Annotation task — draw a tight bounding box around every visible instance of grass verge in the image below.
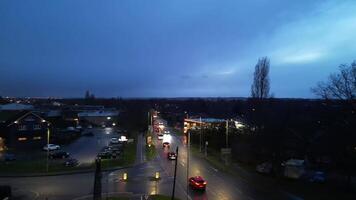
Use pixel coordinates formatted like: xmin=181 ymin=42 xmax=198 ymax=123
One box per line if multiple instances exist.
xmin=146 ymin=144 xmax=157 ymax=161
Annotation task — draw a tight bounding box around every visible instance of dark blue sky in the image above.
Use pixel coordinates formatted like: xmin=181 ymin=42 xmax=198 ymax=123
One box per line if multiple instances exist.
xmin=1 ymin=0 xmax=355 ymax=98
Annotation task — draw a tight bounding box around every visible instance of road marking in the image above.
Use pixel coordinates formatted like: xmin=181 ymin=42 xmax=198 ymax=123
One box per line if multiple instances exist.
xmin=211 ymin=167 xmax=218 ymax=172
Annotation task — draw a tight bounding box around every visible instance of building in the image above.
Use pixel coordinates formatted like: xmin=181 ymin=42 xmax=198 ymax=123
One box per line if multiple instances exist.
xmin=0 ymin=111 xmax=49 ymax=150
xmin=0 ymin=103 xmax=34 ymax=111
xmin=183 ymin=118 xmax=245 ymax=134
xmin=78 ymin=110 xmax=119 ymax=127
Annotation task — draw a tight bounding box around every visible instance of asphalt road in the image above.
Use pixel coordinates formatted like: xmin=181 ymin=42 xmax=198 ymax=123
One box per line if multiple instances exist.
xmin=104 ymin=123 xmax=299 ymax=200
xmin=0 ymin=123 xmax=299 ymax=200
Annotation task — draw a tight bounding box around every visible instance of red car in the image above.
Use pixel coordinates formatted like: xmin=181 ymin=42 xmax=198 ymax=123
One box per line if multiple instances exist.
xmin=189 ymin=176 xmax=207 ymax=190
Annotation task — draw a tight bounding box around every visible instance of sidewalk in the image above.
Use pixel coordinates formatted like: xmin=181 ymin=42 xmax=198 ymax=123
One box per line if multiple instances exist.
xmin=135 ymin=133 xmax=145 ymax=164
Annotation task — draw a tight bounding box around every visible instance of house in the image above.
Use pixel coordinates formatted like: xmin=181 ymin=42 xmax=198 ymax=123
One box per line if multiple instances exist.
xmin=0 ymin=111 xmax=49 ymax=150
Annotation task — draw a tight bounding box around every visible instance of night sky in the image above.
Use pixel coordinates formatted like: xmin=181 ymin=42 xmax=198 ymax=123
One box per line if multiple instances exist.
xmin=1 ymin=0 xmax=355 ymax=98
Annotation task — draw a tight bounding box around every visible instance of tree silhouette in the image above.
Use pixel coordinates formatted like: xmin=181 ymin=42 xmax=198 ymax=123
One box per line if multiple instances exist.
xmin=251 ymin=57 xmax=271 ymax=99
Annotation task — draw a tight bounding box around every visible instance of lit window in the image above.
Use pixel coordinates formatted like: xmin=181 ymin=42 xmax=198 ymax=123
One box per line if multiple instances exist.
xmin=33 ymin=136 xmax=42 ymax=140
xmin=33 ymin=124 xmax=41 ymax=130
xmin=18 ymin=137 xmax=27 ymax=141
xmin=18 ymin=125 xmax=27 ymax=131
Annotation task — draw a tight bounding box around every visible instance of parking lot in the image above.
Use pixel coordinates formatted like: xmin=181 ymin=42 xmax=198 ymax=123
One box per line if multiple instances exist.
xmin=0 ymin=127 xmax=124 ymax=171
xmin=61 ymin=127 xmax=116 ymax=165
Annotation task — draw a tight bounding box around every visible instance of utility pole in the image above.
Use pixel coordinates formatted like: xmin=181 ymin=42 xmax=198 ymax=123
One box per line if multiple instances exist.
xmin=186 ymin=131 xmax=190 ymax=200
xmin=171 ymin=147 xmax=179 ymax=200
xmin=46 ymin=127 xmax=50 ymax=172
xmin=199 ymin=117 xmax=202 ymax=152
xmin=205 ymin=141 xmax=208 ymax=157
xmin=225 ymin=120 xmax=229 ymax=148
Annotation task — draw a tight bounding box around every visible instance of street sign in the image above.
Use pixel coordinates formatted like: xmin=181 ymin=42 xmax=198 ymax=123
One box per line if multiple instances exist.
xmin=221 ymin=148 xmax=231 ymax=155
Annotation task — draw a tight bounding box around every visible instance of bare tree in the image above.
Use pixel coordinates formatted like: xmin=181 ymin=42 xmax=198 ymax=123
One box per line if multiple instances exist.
xmin=312 ymin=61 xmax=356 ymax=187
xmin=312 ymin=61 xmax=356 ymax=101
xmin=251 ymin=57 xmax=271 ymax=99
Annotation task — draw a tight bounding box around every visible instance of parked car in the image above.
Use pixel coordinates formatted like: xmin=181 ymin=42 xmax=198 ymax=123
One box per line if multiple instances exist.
xmin=308 ymin=171 xmax=326 ymax=183
xmin=157 ymin=134 xmax=164 ymax=140
xmin=49 ymin=151 xmax=70 ymax=159
xmin=164 ymin=130 xmax=170 ymax=134
xmin=64 ymin=158 xmax=79 ymax=167
xmin=256 ymin=162 xmax=273 ymax=174
xmin=167 ymin=152 xmax=177 ymax=160
xmin=43 ymin=144 xmax=60 ymax=151
xmin=189 ymin=176 xmax=207 ymax=190
xmin=97 ymin=152 xmax=113 ymax=159
xmin=110 ymin=137 xmax=119 ymax=144
xmin=0 ymin=153 xmax=16 ymax=162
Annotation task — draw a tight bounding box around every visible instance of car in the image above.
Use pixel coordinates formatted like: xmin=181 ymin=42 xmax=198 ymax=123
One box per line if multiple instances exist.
xmin=110 ymin=137 xmax=119 ymax=144
xmin=64 ymin=158 xmax=79 ymax=167
xmin=97 ymin=152 xmax=113 ymax=159
xmin=0 ymin=153 xmax=16 ymax=162
xmin=87 ymin=125 xmax=93 ymax=129
xmin=43 ymin=144 xmax=60 ymax=151
xmin=49 ymin=151 xmax=70 ymax=159
xmin=158 ymin=134 xmax=164 ymax=140
xmin=167 ymin=152 xmax=177 ymax=160
xmin=164 ymin=130 xmax=170 ymax=134
xmin=108 ymin=146 xmax=122 ymax=153
xmin=308 ymin=171 xmax=326 ymax=183
xmin=163 ymin=142 xmax=170 ymax=148
xmin=189 ymin=176 xmax=207 ymax=190
xmin=256 ymin=162 xmax=272 ymax=174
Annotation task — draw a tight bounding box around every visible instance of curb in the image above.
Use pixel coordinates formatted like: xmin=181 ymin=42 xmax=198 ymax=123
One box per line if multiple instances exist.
xmin=0 ymin=165 xmax=134 ymax=178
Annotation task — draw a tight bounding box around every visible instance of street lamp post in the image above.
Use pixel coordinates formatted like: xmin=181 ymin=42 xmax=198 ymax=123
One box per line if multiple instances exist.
xmin=171 ymin=147 xmax=179 ymax=200
xmin=199 ymin=117 xmax=202 ymax=152
xmin=225 ymin=120 xmax=229 ymax=148
xmin=46 ymin=126 xmax=50 ymax=172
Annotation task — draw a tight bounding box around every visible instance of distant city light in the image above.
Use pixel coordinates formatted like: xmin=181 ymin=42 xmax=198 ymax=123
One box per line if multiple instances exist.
xmin=107 ymin=117 xmax=111 ymax=120
xmin=119 ymin=136 xmax=128 ymax=142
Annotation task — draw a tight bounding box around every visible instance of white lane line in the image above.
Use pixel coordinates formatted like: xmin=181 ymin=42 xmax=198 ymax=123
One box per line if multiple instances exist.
xmin=211 ymin=167 xmax=218 ymax=172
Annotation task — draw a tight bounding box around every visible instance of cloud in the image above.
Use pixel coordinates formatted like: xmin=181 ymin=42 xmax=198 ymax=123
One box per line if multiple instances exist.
xmin=265 ymin=0 xmax=356 ymax=65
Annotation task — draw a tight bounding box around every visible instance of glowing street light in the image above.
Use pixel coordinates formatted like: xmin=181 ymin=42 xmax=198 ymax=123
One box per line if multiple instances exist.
xmin=155 ymin=172 xmax=160 ymax=180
